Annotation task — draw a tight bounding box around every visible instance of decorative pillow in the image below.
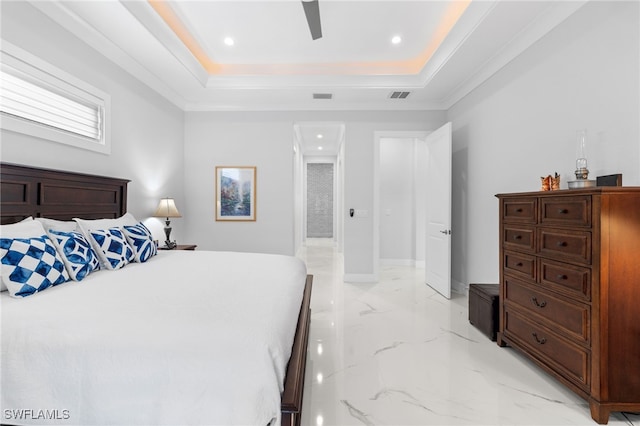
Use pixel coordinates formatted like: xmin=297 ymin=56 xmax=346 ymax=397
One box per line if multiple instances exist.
xmin=0 ymin=235 xmax=70 ymax=298
xmin=122 ymin=222 xmax=157 ymax=263
xmin=0 ymin=219 xmax=45 ymax=292
xmin=74 ymin=214 xmax=138 ymax=265
xmin=49 ymin=230 xmax=100 ymax=281
xmin=88 ymin=227 xmax=135 ymax=270
xmin=36 ymin=217 xmax=78 ymax=233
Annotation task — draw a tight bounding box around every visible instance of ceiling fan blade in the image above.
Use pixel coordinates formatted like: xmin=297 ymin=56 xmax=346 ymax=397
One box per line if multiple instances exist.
xmin=301 ymin=0 xmax=322 ymax=40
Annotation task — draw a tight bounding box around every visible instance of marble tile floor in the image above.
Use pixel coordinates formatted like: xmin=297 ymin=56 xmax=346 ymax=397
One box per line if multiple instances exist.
xmin=296 ymin=238 xmax=640 ymax=426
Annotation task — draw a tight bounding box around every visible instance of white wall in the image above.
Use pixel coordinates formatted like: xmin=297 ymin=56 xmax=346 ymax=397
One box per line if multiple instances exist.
xmin=447 ymin=1 xmax=640 ymax=289
xmin=0 ymin=2 xmax=185 ymax=242
xmin=183 ymin=113 xmax=296 ymax=255
xmin=183 ymin=110 xmax=447 ymax=261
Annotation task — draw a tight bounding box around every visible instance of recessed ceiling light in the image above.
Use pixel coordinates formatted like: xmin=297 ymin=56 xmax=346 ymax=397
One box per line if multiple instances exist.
xmin=317 ymin=134 xmax=323 ymax=139
xmin=391 ymin=35 xmax=402 ymax=45
xmin=224 ymin=37 xmax=234 ymax=46
xmin=318 ymin=146 xmax=323 ymax=150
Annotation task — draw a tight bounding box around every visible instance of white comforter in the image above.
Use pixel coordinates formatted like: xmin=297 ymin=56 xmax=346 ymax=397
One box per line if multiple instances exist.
xmin=1 ymin=250 xmax=307 ymax=426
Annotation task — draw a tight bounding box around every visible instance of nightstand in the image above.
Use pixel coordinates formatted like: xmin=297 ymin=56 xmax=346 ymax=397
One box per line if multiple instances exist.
xmin=159 ymin=244 xmax=197 ymax=251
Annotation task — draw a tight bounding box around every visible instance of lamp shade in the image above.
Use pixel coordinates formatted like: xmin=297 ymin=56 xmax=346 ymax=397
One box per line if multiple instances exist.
xmin=153 ymin=198 xmax=182 ymax=218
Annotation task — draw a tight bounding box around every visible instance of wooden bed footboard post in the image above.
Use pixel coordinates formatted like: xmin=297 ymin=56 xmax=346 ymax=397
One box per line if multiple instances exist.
xmin=281 ymin=275 xmax=313 ymax=426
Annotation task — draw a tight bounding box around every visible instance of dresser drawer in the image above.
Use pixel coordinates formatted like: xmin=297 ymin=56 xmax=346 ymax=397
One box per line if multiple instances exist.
xmin=503 ymin=198 xmax=537 ymax=224
xmin=504 ymin=251 xmax=536 ymax=281
xmin=540 ymin=259 xmax=591 ymax=301
xmin=539 ymin=228 xmax=591 ymax=264
xmin=504 ymin=308 xmax=590 ymax=390
xmin=504 ymin=278 xmax=590 ymax=344
xmin=540 ymin=196 xmax=591 ymax=227
xmin=503 ymin=225 xmax=535 ymax=252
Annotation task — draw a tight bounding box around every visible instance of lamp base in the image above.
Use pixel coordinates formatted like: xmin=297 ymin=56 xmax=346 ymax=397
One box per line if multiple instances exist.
xmin=163 ymin=241 xmax=177 ymax=249
xmin=163 ymin=219 xmax=176 ymax=249
xmin=568 ymin=179 xmax=596 ymax=189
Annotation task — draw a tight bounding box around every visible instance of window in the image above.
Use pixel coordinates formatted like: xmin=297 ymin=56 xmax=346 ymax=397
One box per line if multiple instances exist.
xmin=0 ymin=41 xmax=111 ymax=154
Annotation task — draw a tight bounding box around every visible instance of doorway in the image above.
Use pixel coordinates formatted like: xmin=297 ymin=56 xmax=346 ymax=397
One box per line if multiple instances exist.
xmin=292 ymin=122 xmax=345 ymax=253
xmin=376 ymin=133 xmax=428 ymax=270
xmin=373 ymin=125 xmax=453 ymax=298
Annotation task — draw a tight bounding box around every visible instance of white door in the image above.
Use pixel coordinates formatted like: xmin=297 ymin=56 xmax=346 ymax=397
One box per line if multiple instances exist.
xmin=425 ymin=122 xmax=452 ymax=298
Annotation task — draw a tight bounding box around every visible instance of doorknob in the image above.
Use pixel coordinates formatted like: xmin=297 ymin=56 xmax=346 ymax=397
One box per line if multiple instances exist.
xmin=439 ymin=230 xmax=451 ymax=235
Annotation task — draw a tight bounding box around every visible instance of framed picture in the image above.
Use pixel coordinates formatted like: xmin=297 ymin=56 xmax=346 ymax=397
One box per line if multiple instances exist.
xmin=215 ymin=166 xmax=256 ymax=221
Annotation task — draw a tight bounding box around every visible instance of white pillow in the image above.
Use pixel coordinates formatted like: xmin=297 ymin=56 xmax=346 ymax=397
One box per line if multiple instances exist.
xmin=0 ymin=220 xmax=49 ymax=292
xmin=0 ymin=219 xmax=46 ymax=239
xmin=36 ymin=217 xmax=78 ymax=233
xmin=74 ymin=213 xmax=138 ymax=237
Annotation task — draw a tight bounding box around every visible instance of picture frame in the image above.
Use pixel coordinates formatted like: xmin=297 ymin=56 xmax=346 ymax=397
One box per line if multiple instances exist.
xmin=215 ymin=166 xmax=256 ymax=221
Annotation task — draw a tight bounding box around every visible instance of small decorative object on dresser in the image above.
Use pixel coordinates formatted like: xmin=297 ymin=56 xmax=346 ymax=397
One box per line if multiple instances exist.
xmin=540 ymin=173 xmax=561 ymax=191
xmin=159 ymin=244 xmax=197 ymax=251
xmin=496 ymin=187 xmax=640 ymax=424
xmin=568 ymin=130 xmax=596 ymax=189
xmin=596 ymin=174 xmax=622 ymax=187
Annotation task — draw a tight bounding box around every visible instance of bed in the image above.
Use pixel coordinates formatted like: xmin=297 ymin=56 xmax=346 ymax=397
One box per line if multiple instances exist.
xmin=0 ymin=163 xmax=312 ymax=426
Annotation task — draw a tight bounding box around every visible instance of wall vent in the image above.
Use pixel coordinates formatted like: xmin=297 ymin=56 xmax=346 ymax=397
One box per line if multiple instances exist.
xmin=389 ymin=91 xmax=410 ymax=99
xmin=313 ymin=93 xmax=333 ymax=100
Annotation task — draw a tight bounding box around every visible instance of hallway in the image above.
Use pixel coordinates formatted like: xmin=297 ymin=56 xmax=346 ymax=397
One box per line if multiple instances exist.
xmin=296 ymin=239 xmax=639 ymax=425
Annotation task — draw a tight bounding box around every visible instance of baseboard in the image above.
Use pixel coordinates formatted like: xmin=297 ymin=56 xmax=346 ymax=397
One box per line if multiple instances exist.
xmin=379 ymin=258 xmax=415 ymax=266
xmin=414 ymin=260 xmax=425 ymax=269
xmin=343 ymin=274 xmax=378 ymax=283
xmin=452 ymin=279 xmax=466 ymax=295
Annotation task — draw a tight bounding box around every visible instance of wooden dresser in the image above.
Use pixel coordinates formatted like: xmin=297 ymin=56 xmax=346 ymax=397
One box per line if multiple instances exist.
xmin=496 ymin=188 xmax=640 ymax=424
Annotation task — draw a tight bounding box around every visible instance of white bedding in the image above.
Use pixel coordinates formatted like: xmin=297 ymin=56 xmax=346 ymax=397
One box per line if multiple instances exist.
xmin=1 ymin=250 xmax=307 ymax=425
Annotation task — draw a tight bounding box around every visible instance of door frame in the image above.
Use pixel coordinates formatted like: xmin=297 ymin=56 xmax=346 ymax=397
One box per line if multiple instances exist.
xmin=373 ymin=130 xmax=429 ymax=281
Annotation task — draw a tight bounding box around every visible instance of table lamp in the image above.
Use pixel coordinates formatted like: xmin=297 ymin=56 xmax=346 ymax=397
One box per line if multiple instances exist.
xmin=153 ymin=198 xmax=181 ymax=249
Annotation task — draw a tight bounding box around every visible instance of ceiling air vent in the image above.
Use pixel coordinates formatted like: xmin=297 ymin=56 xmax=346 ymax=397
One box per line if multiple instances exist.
xmin=313 ymin=93 xmax=333 ymax=100
xmin=389 ymin=91 xmax=411 ymax=99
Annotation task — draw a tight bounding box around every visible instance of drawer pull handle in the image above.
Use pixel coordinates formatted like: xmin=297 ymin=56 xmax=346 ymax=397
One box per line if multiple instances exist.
xmin=515 ymin=262 xmax=524 ymax=267
xmin=532 ymin=332 xmax=547 ymax=345
xmin=556 ymin=274 xmax=568 ymax=280
xmin=558 ymin=208 xmax=569 ymax=214
xmin=516 ymin=208 xmax=523 ymax=213
xmin=556 ymin=241 xmax=568 ymax=247
xmin=531 ymin=297 xmax=547 ymax=308
xmin=513 ymin=235 xmax=522 ymax=241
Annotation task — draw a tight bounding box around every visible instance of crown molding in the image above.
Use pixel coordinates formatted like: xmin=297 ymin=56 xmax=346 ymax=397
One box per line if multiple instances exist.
xmin=29 ymin=0 xmax=187 ymax=110
xmin=441 ymin=0 xmax=587 ymax=109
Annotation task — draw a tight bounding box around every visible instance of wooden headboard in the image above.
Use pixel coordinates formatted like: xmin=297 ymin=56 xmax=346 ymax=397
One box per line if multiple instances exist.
xmin=0 ymin=163 xmax=130 ymax=225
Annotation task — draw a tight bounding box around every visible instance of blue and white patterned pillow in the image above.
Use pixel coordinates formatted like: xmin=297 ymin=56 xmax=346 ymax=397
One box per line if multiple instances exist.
xmin=0 ymin=235 xmax=70 ymax=298
xmin=49 ymin=230 xmax=100 ymax=281
xmin=122 ymin=222 xmax=157 ymax=263
xmin=89 ymin=227 xmax=135 ymax=270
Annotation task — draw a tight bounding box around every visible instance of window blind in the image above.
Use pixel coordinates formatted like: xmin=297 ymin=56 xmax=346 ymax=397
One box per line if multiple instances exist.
xmin=0 ymin=69 xmax=102 ymax=141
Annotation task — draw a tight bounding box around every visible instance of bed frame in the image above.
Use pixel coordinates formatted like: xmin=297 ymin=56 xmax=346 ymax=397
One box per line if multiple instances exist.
xmin=0 ymin=162 xmax=311 ymax=426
